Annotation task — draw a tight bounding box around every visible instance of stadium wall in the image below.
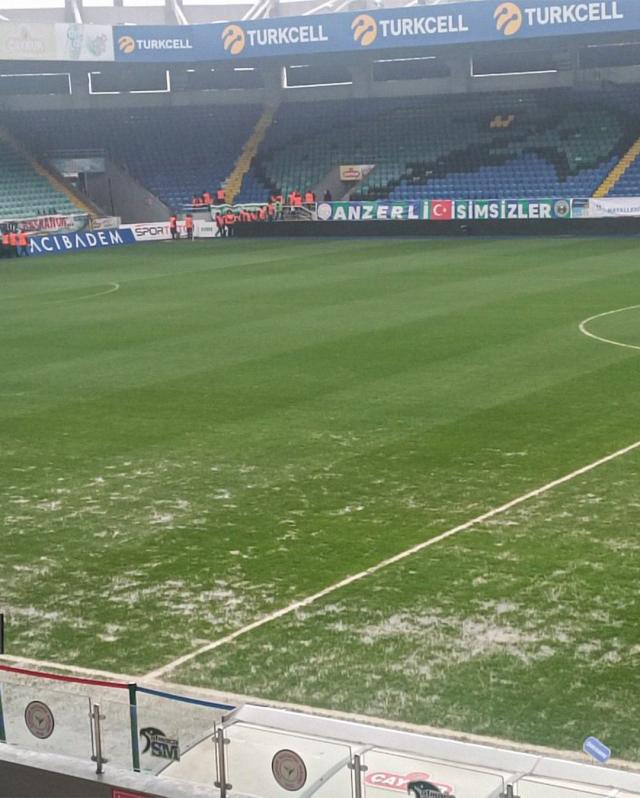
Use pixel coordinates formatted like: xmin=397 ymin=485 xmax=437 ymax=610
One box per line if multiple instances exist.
xmin=234 ymin=218 xmax=640 ymax=237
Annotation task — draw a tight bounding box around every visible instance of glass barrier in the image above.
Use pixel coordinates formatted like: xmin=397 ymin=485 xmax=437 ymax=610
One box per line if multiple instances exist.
xmin=94 ymin=691 xmax=134 ymax=771
xmin=135 ymin=687 xmax=226 ymax=783
xmin=362 ymin=748 xmax=506 ymax=798
xmin=1 ymin=680 xmax=93 ymax=761
xmin=224 ymin=722 xmax=356 ymax=797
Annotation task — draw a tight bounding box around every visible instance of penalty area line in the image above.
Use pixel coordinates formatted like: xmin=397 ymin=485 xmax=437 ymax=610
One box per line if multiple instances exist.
xmin=145 ymin=437 xmax=640 ymax=681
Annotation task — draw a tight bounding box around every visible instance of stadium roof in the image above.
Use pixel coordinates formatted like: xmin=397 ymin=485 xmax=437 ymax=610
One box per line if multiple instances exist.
xmin=0 ymin=0 xmax=485 ymax=25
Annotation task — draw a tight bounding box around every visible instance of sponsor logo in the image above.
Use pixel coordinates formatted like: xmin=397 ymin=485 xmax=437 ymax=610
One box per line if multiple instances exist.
xmin=495 ymin=1 xmax=623 ymax=36
xmin=378 ymin=15 xmax=469 ymax=38
xmin=431 ymin=199 xmax=453 ymax=220
xmin=140 ymin=727 xmax=180 ymax=761
xmin=118 ymin=35 xmax=136 ymax=53
xmin=494 ymin=2 xmax=523 ymax=35
xmin=272 ymin=749 xmax=307 ymax=791
xmin=119 ymin=35 xmax=193 ymax=54
xmin=24 ymin=701 xmax=55 ymax=739
xmin=365 ymin=770 xmax=454 ymax=794
xmin=29 ymin=229 xmax=132 ymax=256
xmin=522 ymin=1 xmax=623 ymax=27
xmin=133 ymin=224 xmax=169 ymax=237
xmin=222 ymin=23 xmax=246 ymax=55
xmin=352 ymin=14 xmax=378 ymax=46
xmin=554 ymin=199 xmax=570 ymax=218
xmin=223 ymin=22 xmax=328 ymax=54
xmin=316 ymin=202 xmax=332 ymax=221
xmin=5 ymin=26 xmax=48 ymax=56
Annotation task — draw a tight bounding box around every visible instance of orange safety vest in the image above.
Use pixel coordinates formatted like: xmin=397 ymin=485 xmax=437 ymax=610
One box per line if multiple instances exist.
xmin=169 ymin=215 xmax=177 ymax=228
xmin=2 ymin=233 xmax=9 ymax=245
xmin=215 ymin=214 xmax=224 ymax=228
xmin=224 ymin=213 xmax=236 ymax=225
xmin=8 ymin=232 xmax=17 ymax=246
xmin=288 ymin=192 xmax=296 ymax=206
xmin=18 ymin=231 xmax=28 ymax=246
xmin=203 ymin=192 xmax=212 ymax=205
xmin=216 ymin=189 xmax=225 ymax=201
xmin=294 ymin=194 xmax=303 ymax=207
xmin=305 ymin=192 xmax=314 ymax=204
xmin=185 ymin=216 xmax=194 ymax=230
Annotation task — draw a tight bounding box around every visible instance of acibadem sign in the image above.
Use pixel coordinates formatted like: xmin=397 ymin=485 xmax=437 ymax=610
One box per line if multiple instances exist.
xmin=317 ymin=199 xmax=572 ymax=221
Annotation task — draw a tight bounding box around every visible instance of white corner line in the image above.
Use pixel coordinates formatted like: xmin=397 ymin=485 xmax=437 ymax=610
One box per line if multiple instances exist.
xmin=145 ymin=437 xmax=640 ymax=681
xmin=579 ymin=304 xmax=640 ymax=352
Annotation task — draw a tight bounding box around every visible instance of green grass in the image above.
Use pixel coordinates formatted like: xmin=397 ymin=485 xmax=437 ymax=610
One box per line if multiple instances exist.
xmin=2 ymin=238 xmax=640 ymax=757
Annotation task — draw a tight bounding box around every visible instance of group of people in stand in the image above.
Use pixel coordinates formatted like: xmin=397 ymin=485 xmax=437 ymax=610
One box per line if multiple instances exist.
xmin=1 ymin=227 xmax=30 ymax=258
xmin=169 ymin=185 xmax=331 ymax=241
xmin=215 ymin=203 xmax=276 ymax=237
xmin=191 ymin=188 xmax=226 ymax=207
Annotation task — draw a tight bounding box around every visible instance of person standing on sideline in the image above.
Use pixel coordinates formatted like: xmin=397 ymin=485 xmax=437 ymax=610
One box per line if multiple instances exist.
xmin=185 ymin=213 xmax=194 ymax=241
xmin=1 ymin=228 xmax=10 ymax=258
xmin=17 ymin=229 xmax=29 ymax=257
xmin=323 ymin=189 xmax=332 ymax=202
xmin=8 ymin=229 xmax=18 ymax=257
xmin=169 ymin=213 xmax=178 ymax=240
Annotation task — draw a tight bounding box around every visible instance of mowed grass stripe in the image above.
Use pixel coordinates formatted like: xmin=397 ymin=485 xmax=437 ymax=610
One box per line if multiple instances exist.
xmin=1 ymin=237 xmax=639 ymax=676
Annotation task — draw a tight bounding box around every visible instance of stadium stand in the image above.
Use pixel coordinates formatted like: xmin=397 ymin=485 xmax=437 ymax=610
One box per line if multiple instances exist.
xmin=0 ymin=135 xmax=82 ymax=220
xmin=5 ymin=89 xmax=639 ymax=211
xmin=4 ymin=105 xmax=263 ymax=211
xmin=236 ymin=89 xmax=638 ymax=203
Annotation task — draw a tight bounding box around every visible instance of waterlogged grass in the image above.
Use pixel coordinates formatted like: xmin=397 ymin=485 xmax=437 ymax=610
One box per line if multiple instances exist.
xmin=1 ymin=237 xmax=640 ymax=754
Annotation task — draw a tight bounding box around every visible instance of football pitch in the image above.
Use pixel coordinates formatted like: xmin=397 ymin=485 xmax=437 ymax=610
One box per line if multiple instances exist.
xmin=1 ymin=237 xmax=640 ymax=760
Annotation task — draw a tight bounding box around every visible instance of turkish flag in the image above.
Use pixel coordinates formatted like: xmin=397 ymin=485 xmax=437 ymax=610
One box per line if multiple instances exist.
xmin=431 ymin=200 xmax=453 ymax=220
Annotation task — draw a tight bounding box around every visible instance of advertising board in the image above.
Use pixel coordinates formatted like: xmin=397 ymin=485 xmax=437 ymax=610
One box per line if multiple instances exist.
xmin=113 ymin=1 xmax=634 ymax=63
xmin=29 ymin=228 xmax=135 ymax=256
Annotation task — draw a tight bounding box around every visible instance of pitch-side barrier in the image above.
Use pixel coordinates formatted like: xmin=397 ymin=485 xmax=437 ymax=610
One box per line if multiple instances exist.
xmin=1 ymin=663 xmax=639 ymax=798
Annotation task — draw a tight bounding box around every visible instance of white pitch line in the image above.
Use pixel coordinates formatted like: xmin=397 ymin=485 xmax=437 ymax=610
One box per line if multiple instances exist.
xmin=58 ymin=281 xmax=120 ymax=302
xmin=579 ymin=304 xmax=640 ymax=352
xmin=145 ymin=437 xmax=640 ymax=680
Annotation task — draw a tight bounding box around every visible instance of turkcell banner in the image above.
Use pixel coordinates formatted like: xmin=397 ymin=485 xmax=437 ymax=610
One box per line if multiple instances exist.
xmin=0 ymin=23 xmax=113 ymax=61
xmin=29 ymin=228 xmax=135 ymax=257
xmin=316 ymin=198 xmax=572 ymax=221
xmin=114 ymin=0 xmax=634 ymax=63
xmin=588 ymin=197 xmax=640 ymax=217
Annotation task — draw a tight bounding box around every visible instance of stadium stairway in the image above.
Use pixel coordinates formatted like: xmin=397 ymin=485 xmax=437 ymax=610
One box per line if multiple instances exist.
xmin=224 ymin=106 xmax=276 ymax=205
xmin=0 ymin=127 xmax=94 ymax=219
xmin=593 ymin=134 xmax=640 ymax=197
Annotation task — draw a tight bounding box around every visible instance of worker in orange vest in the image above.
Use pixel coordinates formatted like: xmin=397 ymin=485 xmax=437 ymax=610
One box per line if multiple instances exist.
xmin=169 ymin=213 xmax=178 ymax=240
xmin=1 ymin=229 xmax=10 ymax=258
xmin=17 ymin=229 xmax=29 ymax=257
xmin=203 ymin=190 xmax=212 ymax=205
xmin=185 ymin=213 xmax=194 ymax=241
xmin=305 ymin=190 xmax=315 ymax=207
xmin=224 ymin=211 xmax=236 ymax=237
xmin=8 ymin=230 xmax=18 ymax=255
xmin=216 ymin=188 xmax=226 ymax=204
xmin=215 ymin=212 xmax=225 ymax=237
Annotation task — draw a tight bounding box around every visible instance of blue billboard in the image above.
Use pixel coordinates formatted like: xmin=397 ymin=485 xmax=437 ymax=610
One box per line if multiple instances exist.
xmin=114 ymin=0 xmax=634 ymax=63
xmin=29 ymin=228 xmax=136 ymax=257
